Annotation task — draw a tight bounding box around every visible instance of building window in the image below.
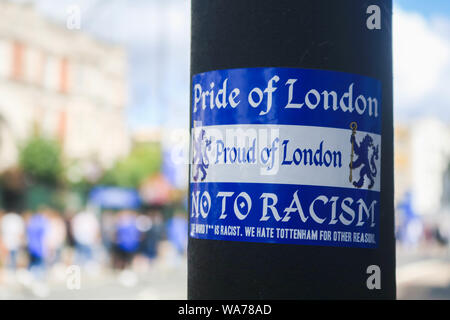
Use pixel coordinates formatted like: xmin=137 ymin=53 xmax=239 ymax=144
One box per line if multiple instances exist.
xmin=11 ymin=41 xmax=24 ymax=80
xmin=60 ymin=58 xmax=69 ymax=93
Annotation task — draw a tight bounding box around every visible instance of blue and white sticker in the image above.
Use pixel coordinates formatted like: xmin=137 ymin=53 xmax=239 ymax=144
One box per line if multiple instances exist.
xmin=190 ymin=67 xmax=381 ymax=248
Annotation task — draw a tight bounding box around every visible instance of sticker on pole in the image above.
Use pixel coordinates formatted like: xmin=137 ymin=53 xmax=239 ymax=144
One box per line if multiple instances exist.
xmin=190 ymin=67 xmax=381 ymax=248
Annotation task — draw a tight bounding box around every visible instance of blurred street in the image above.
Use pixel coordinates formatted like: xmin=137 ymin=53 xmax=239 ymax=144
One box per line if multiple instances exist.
xmin=1 ymin=243 xmax=449 ymax=300
xmin=396 ymin=245 xmax=450 ymax=300
xmin=0 ymin=242 xmax=187 ymax=300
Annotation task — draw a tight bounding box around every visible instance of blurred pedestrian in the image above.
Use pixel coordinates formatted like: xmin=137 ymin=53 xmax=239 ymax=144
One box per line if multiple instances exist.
xmin=113 ymin=211 xmax=140 ymax=270
xmin=141 ymin=210 xmax=164 ymax=261
xmin=63 ymin=210 xmax=76 ymax=249
xmin=397 ymin=191 xmax=424 ymax=247
xmin=26 ymin=212 xmax=50 ymax=278
xmin=0 ymin=211 xmax=25 ymax=270
xmin=71 ymin=210 xmax=100 ymax=265
xmin=101 ymin=210 xmax=116 ymax=253
xmin=47 ymin=209 xmax=66 ymax=266
xmin=166 ymin=211 xmax=188 ymax=255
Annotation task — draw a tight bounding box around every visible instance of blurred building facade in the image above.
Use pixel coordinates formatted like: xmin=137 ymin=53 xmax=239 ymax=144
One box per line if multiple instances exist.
xmin=0 ymin=1 xmax=130 ymax=172
xmin=395 ymin=118 xmax=450 ymax=215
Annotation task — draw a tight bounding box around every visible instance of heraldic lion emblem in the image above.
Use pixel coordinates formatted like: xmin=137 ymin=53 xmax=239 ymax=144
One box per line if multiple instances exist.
xmin=192 ymin=129 xmax=211 ymax=182
xmin=349 ymin=124 xmax=379 ymax=189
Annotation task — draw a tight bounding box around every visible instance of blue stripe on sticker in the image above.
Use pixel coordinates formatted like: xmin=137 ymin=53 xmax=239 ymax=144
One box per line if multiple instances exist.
xmin=192 ymin=67 xmax=382 ymax=134
xmin=190 ymin=182 xmax=379 ymax=248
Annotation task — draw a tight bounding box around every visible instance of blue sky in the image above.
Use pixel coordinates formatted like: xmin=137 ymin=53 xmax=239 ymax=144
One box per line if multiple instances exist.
xmin=393 ymin=1 xmax=450 ymax=122
xmin=395 ymin=0 xmax=450 ymax=17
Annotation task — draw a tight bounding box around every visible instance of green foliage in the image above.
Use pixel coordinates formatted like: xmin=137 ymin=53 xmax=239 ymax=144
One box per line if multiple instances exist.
xmin=102 ymin=143 xmax=162 ymax=189
xmin=19 ymin=136 xmax=64 ymax=185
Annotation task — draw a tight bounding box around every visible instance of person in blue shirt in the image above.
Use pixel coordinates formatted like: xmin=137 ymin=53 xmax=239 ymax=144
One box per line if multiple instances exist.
xmin=113 ymin=210 xmax=140 ymax=269
xmin=26 ymin=212 xmax=50 ymax=278
xmin=166 ymin=212 xmax=188 ymax=255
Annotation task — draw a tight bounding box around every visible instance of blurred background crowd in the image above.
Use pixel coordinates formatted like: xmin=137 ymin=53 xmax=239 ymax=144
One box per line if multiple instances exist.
xmin=0 ymin=207 xmax=188 ymax=299
xmin=0 ymin=207 xmax=188 ymax=274
xmin=0 ymin=0 xmax=448 ymax=299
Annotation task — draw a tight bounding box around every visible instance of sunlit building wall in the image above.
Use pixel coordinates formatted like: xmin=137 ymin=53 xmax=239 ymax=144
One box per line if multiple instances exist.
xmin=395 ymin=119 xmax=450 ymax=215
xmin=410 ymin=119 xmax=450 ymax=215
xmin=0 ymin=1 xmax=130 ymax=172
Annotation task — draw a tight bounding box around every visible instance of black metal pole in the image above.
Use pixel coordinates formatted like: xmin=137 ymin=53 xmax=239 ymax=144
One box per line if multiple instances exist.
xmin=189 ymin=0 xmax=395 ymax=299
